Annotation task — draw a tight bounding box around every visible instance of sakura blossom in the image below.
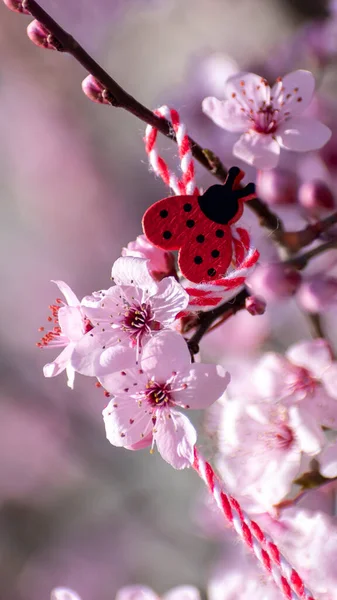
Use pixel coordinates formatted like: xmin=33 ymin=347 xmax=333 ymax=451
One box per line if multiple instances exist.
xmin=71 ymin=256 xmax=188 ymax=377
xmin=102 ymin=330 xmax=230 ymax=468
xmin=122 ymin=234 xmax=176 ymax=281
xmin=38 ymin=281 xmax=94 ymax=388
xmin=116 ymin=585 xmax=201 ymax=600
xmin=51 ymin=590 xmax=82 ymax=600
xmin=202 ymin=70 xmax=331 ymax=169
xmin=254 ymin=339 xmax=337 ymax=434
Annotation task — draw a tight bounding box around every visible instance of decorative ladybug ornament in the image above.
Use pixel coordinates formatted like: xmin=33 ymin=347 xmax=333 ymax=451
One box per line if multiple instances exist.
xmin=142 ymin=166 xmax=256 ymax=284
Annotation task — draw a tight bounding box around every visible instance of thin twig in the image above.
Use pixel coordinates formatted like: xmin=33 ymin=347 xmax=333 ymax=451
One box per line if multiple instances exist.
xmin=19 ymin=0 xmax=286 ymax=244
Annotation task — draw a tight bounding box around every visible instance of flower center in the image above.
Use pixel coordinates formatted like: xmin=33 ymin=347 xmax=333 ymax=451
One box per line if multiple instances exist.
xmin=121 ymin=302 xmax=158 ymax=344
xmin=145 ymin=380 xmax=172 ymax=407
xmin=251 ymin=103 xmax=280 ymax=134
xmin=273 ymin=423 xmax=294 ymax=450
xmin=288 ymin=366 xmax=317 ymax=397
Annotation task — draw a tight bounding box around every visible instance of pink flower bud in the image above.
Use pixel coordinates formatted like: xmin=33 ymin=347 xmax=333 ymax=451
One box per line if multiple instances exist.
xmin=298 ymin=180 xmax=335 ymax=213
xmin=256 ymin=169 xmax=298 ymax=205
xmin=122 ymin=234 xmax=176 ymax=281
xmin=27 ymin=20 xmax=61 ymax=50
xmin=2 ymin=0 xmax=30 ymax=14
xmin=245 ymin=295 xmax=266 ymax=316
xmin=297 ymin=276 xmax=337 ymax=313
xmin=81 ymin=75 xmax=111 ymax=105
xmin=248 ymin=263 xmax=301 ymax=302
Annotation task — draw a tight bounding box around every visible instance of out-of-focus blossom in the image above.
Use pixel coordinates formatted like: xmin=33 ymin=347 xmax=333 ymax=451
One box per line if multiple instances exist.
xmin=71 ymin=257 xmax=188 ymax=376
xmin=254 ymin=339 xmax=337 ymax=431
xmin=39 ymin=281 xmax=93 ymax=388
xmin=116 ymin=585 xmax=201 ymax=600
xmin=256 ymin=168 xmax=298 ymax=205
xmin=102 ymin=330 xmax=230 ymax=468
xmin=247 ymin=262 xmax=301 ymax=302
xmin=51 ymin=589 xmax=82 ymax=600
xmin=215 ymin=395 xmax=308 ymax=512
xmin=296 ymin=275 xmax=337 ymax=313
xmin=203 ymin=70 xmax=331 ymax=169
xmin=319 ymin=442 xmax=337 ymax=478
xmin=298 ymin=180 xmax=335 ymax=214
xmin=122 ymin=234 xmax=176 ymax=281
xmin=208 ymin=546 xmax=282 ymax=600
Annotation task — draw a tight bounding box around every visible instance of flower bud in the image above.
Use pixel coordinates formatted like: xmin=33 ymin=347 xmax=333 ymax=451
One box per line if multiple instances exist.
xmin=256 ymin=169 xmax=298 ymax=205
xmin=296 ymin=276 xmax=337 ymax=313
xmin=245 ymin=295 xmax=266 ymax=316
xmin=82 ymin=75 xmax=111 ymax=105
xmin=248 ymin=263 xmax=301 ymax=302
xmin=27 ymin=20 xmax=60 ymax=50
xmin=298 ymin=180 xmax=335 ymax=213
xmin=2 ymin=0 xmax=30 ymax=14
xmin=122 ymin=234 xmax=176 ymax=281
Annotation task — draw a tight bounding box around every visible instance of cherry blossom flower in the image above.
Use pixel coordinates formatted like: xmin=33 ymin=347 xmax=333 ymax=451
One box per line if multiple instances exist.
xmin=253 ymin=339 xmax=337 ymax=436
xmin=214 ymin=394 xmax=308 ymax=513
xmin=319 ymin=441 xmax=337 ymax=478
xmin=38 ymin=281 xmax=93 ymax=388
xmin=116 ymin=585 xmax=201 ymax=600
xmin=202 ymin=70 xmax=331 ymax=170
xmin=122 ymin=234 xmax=176 ymax=281
xmin=71 ymin=257 xmax=189 ymax=377
xmin=101 ymin=331 xmax=230 ymax=469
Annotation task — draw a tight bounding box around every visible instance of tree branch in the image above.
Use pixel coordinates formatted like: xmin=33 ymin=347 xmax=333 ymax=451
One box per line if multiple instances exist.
xmin=20 ymin=0 xmax=286 ymax=244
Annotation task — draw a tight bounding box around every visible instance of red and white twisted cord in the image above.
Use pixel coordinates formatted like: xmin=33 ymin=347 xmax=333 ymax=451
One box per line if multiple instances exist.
xmin=144 ymin=106 xmax=259 ymax=307
xmin=193 ymin=448 xmax=315 ymax=600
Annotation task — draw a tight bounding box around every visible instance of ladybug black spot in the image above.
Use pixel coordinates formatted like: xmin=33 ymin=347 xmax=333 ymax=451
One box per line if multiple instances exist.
xmin=163 ymin=230 xmax=172 ymax=239
xmin=211 ymin=249 xmax=220 ymax=258
xmin=194 ymin=256 xmax=203 ymax=265
xmin=208 ymin=268 xmax=216 ymax=277
xmin=196 ymin=234 xmax=205 ymax=243
xmin=216 ymin=229 xmax=224 ymax=238
xmin=186 ymin=219 xmax=195 ymax=228
xmin=183 ymin=203 xmax=192 ymax=212
xmin=160 ymin=209 xmax=168 ymax=218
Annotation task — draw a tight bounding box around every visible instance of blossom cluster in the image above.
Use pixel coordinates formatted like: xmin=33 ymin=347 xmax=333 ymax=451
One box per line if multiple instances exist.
xmin=38 ymin=239 xmax=230 ymax=469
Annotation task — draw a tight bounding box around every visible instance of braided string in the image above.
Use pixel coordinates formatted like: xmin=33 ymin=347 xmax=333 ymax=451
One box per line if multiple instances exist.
xmin=144 ymin=106 xmax=259 ymax=307
xmin=193 ymin=448 xmax=315 ymax=600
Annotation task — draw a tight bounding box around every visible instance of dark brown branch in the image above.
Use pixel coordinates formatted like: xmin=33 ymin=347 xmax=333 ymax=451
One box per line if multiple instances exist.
xmin=187 ymin=288 xmax=249 ymax=355
xmin=20 ymin=0 xmax=285 ymax=244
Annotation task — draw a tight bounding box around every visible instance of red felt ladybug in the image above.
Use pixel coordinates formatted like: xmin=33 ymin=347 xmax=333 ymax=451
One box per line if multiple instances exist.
xmin=142 ymin=166 xmax=256 ymax=284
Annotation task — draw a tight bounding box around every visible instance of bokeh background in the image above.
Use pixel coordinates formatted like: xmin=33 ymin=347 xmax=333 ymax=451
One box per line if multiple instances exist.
xmin=0 ymin=1 xmax=334 ymax=599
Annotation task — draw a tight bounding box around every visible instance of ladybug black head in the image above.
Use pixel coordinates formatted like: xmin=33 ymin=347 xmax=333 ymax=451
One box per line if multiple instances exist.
xmin=197 ymin=167 xmax=255 ymax=225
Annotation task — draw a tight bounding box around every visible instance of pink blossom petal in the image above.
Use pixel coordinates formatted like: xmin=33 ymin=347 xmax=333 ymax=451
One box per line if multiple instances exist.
xmin=151 ymin=277 xmax=189 ymax=324
xmin=163 ymin=587 xmax=201 ymax=600
xmin=319 ymin=442 xmax=337 ymax=478
xmin=253 ymin=353 xmax=292 ymax=399
xmin=202 ymin=97 xmax=250 ymax=132
xmin=43 ymin=344 xmax=74 ymax=378
xmin=100 ymin=364 xmax=147 ymax=396
xmin=322 ymin=363 xmax=337 ymax=400
xmin=103 ymin=397 xmax=153 ymax=448
xmin=51 ymin=589 xmax=82 ymax=600
xmin=272 ymin=70 xmax=315 ymax=116
xmin=276 ymin=117 xmax=331 ymax=152
xmin=225 ymin=72 xmax=270 ymax=110
xmin=304 ymin=390 xmax=337 ymax=430
xmin=115 ymin=586 xmax=158 ymax=600
xmin=286 ymin=339 xmax=332 ymax=378
xmin=51 ymin=280 xmax=80 ymax=307
xmin=70 ymin=330 xmax=122 ymax=376
xmin=154 ymin=409 xmax=196 ymax=469
xmin=174 ymin=364 xmax=230 ymax=409
xmin=111 ymin=257 xmax=156 ymax=290
xmin=66 ymin=364 xmax=75 ymax=389
xmin=233 ymin=132 xmax=280 ymax=170
xmin=288 ymin=405 xmax=325 ymax=455
xmin=58 ymin=306 xmax=85 ymax=342
xmin=140 ymin=331 xmax=191 ymax=381
xmin=81 ymin=286 xmax=125 ymax=325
